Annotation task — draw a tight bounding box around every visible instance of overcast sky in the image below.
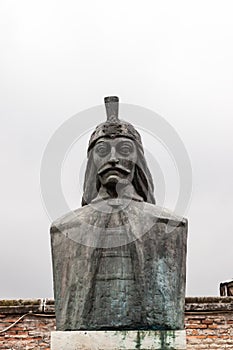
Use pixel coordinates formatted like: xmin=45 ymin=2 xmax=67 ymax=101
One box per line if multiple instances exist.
xmin=1 ymin=0 xmax=233 ymax=298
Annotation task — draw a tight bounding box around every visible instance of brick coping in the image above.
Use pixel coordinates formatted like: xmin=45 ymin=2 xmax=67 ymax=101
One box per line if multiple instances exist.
xmin=0 ymin=297 xmax=233 ymax=315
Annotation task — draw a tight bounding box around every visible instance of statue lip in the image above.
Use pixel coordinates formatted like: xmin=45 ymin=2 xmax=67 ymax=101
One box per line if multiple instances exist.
xmin=98 ymin=165 xmax=131 ymax=176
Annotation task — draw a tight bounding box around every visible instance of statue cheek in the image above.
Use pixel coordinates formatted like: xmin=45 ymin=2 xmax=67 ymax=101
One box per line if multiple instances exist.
xmin=119 ymin=159 xmax=136 ymax=171
xmin=121 ymin=150 xmax=137 ymax=165
xmin=93 ymin=154 xmax=106 ymax=169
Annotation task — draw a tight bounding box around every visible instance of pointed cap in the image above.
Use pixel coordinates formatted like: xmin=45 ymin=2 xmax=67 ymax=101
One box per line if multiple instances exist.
xmin=87 ymin=96 xmax=143 ymax=152
xmin=104 ymin=96 xmax=119 ymax=122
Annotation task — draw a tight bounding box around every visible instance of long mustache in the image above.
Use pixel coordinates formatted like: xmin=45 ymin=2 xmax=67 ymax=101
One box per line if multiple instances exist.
xmin=97 ymin=164 xmax=131 ymax=176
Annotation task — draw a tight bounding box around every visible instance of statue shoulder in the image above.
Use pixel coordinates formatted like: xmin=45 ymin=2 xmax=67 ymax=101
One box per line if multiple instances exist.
xmin=50 ymin=205 xmax=92 ymax=234
xmin=141 ymin=202 xmax=188 ymax=227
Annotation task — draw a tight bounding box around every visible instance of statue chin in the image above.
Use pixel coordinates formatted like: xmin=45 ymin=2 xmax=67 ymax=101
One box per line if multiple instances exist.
xmin=104 ymin=175 xmax=120 ymax=184
xmin=99 ymin=172 xmax=122 ymax=186
xmin=101 ymin=176 xmax=120 ymax=196
xmin=101 ymin=175 xmax=132 ymax=189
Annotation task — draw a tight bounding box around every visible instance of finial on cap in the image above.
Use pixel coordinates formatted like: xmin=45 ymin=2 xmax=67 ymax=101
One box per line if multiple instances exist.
xmin=104 ymin=96 xmax=119 ymax=122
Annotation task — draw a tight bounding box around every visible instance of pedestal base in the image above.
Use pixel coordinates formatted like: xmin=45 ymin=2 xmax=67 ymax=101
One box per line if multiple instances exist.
xmin=51 ymin=330 xmax=186 ymax=350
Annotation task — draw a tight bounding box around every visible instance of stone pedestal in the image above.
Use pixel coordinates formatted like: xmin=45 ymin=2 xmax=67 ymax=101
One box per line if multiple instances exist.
xmin=51 ymin=330 xmax=187 ymax=350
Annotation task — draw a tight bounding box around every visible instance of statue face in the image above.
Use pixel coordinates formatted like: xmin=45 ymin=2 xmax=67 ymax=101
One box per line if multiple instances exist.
xmin=93 ymin=137 xmax=137 ymax=187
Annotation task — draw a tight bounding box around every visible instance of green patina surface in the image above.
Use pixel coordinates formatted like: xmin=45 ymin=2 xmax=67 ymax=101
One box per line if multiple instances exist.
xmin=159 ymin=330 xmax=176 ymax=350
xmin=115 ymin=330 xmax=184 ymax=349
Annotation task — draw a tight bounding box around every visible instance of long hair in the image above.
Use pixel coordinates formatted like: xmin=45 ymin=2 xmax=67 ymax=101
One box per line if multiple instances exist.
xmin=81 ymin=141 xmax=155 ymax=206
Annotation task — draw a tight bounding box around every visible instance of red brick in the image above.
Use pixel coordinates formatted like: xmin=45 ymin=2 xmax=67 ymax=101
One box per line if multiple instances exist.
xmin=202 ymin=319 xmax=214 ymax=324
xmin=186 ymin=324 xmax=208 ymax=329
xmin=208 ymin=324 xmax=218 ymax=329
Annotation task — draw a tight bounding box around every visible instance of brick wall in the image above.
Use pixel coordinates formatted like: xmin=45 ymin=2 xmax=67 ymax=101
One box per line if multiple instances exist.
xmin=185 ymin=297 xmax=233 ymax=349
xmin=0 ymin=299 xmax=55 ymax=350
xmin=0 ymin=297 xmax=232 ymax=349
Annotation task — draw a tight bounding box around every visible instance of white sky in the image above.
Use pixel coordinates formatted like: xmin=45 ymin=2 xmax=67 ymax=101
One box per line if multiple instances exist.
xmin=0 ymin=0 xmax=233 ymax=298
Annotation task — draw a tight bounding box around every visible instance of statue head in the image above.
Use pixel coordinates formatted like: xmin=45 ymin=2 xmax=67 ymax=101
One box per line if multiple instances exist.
xmin=82 ymin=97 xmax=155 ymax=206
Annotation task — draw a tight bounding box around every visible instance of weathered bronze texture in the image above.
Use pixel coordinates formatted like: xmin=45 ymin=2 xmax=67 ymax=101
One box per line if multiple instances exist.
xmin=50 ymin=97 xmax=187 ymax=332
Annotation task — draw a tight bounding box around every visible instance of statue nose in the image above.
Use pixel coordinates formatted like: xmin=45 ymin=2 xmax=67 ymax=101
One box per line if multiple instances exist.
xmin=109 ymin=148 xmax=119 ymax=165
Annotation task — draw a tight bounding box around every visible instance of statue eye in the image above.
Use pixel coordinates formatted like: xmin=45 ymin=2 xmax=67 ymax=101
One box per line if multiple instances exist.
xmin=118 ymin=142 xmax=134 ymax=155
xmin=95 ymin=143 xmax=110 ymax=156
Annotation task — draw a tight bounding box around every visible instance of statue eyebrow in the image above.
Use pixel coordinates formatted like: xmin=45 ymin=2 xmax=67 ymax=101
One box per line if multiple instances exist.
xmin=95 ymin=139 xmax=134 ymax=146
xmin=117 ymin=140 xmax=134 ymax=146
xmin=95 ymin=140 xmax=109 ymax=145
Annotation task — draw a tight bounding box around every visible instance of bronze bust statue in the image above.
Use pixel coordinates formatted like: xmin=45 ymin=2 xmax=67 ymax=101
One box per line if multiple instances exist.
xmin=51 ymin=97 xmax=187 ymax=332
